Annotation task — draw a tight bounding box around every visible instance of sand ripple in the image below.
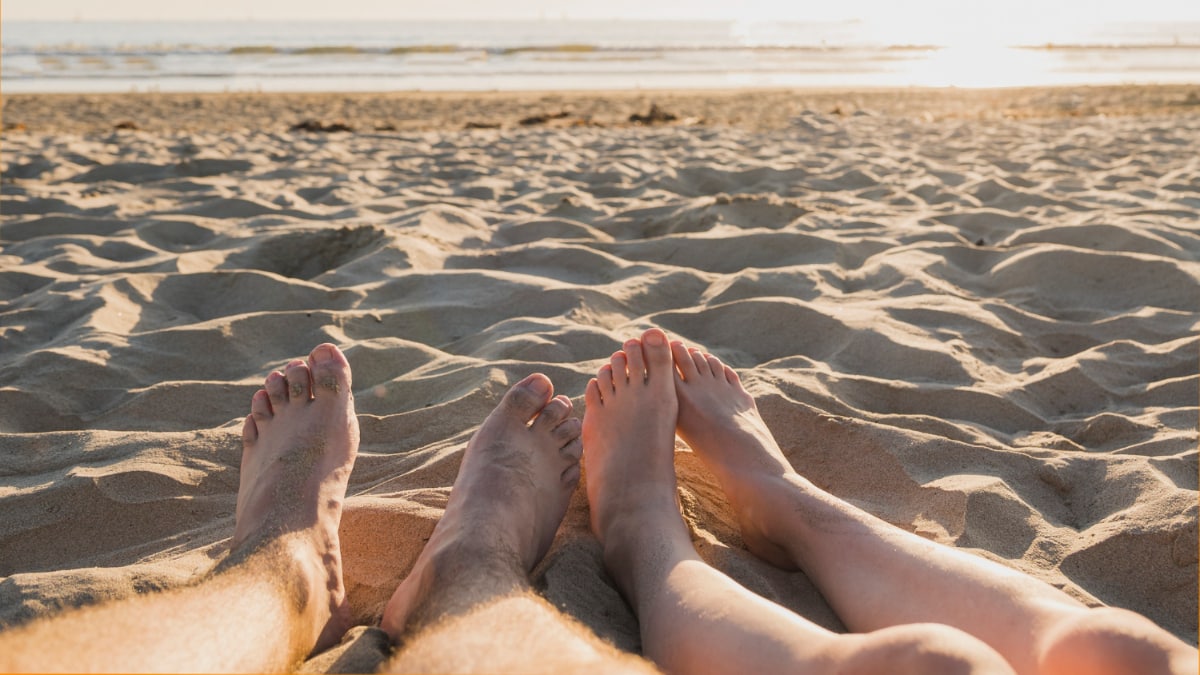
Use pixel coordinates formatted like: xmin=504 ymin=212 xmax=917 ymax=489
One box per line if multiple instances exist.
xmin=1 ymin=108 xmax=1197 ymax=657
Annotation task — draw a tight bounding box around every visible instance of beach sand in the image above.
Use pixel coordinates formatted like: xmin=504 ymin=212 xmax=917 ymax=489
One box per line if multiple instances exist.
xmin=1 ymin=86 xmax=1197 ymax=668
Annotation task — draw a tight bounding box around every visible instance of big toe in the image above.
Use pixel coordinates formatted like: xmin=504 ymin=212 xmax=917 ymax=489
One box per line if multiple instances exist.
xmin=641 ymin=328 xmax=673 ymax=379
xmin=501 ymin=373 xmax=555 ymax=422
xmin=308 ymin=343 xmax=352 ymax=396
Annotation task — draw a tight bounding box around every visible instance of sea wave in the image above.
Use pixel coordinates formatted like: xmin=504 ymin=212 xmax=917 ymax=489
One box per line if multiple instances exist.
xmin=7 ymin=41 xmax=1200 ymax=58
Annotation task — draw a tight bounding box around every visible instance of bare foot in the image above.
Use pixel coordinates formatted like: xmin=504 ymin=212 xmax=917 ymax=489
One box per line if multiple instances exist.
xmin=670 ymin=342 xmax=798 ymax=569
xmin=230 ymin=343 xmax=359 ymax=652
xmin=583 ymin=329 xmax=691 ymax=599
xmin=380 ymin=373 xmax=582 ymax=640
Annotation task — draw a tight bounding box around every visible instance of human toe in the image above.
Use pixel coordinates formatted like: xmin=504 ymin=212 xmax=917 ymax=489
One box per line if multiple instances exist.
xmin=502 ymin=373 xmax=555 ymax=422
xmin=532 ymin=395 xmax=572 ymax=432
xmin=641 ymin=328 xmax=672 ymax=375
xmin=308 ymin=343 xmax=352 ymax=395
xmin=241 ymin=414 xmax=259 ymax=444
xmin=610 ymin=350 xmax=629 ymax=388
xmin=553 ymin=415 xmax=582 ymax=447
xmin=561 ymin=448 xmax=582 ymax=485
xmin=265 ymin=370 xmax=288 ymax=407
xmin=560 ymin=436 xmax=583 ymax=463
xmin=671 ymin=340 xmax=699 ymax=379
xmin=723 ymin=364 xmax=740 ymax=385
xmin=250 ymin=388 xmax=273 ymax=422
xmin=285 ymin=359 xmax=312 ymax=401
xmin=585 ymin=378 xmax=604 ymax=407
xmin=597 ymin=363 xmax=615 ymax=394
xmin=623 ymin=339 xmax=647 ymax=381
xmin=704 ymin=354 xmax=725 ymax=378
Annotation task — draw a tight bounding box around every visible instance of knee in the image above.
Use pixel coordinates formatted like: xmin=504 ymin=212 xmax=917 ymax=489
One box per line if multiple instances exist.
xmin=1040 ymin=607 xmax=1195 ymax=675
xmin=844 ymin=624 xmax=1015 ymax=675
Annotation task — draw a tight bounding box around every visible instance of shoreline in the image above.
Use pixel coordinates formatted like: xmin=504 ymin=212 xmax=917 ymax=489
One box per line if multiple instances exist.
xmin=4 ymin=84 xmax=1199 ymax=135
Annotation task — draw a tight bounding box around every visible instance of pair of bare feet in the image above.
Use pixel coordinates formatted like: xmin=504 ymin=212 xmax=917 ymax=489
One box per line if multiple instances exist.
xmin=227 ymin=333 xmax=1197 ymax=675
xmin=233 ymin=329 xmax=780 ymax=659
xmin=3 ymin=333 xmax=1189 ymax=672
xmin=582 ymin=328 xmax=797 ymax=595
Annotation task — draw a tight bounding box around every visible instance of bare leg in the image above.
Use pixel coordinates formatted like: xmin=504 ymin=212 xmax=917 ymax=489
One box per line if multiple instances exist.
xmin=670 ymin=341 xmax=1198 ymax=675
xmin=0 ymin=344 xmax=358 ymax=672
xmin=380 ymin=374 xmax=652 ymax=673
xmin=585 ymin=329 xmax=1012 ymax=675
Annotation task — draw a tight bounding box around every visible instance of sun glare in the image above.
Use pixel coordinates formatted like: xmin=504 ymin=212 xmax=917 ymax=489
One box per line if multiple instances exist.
xmin=903 ymin=44 xmax=1056 ymax=87
xmin=849 ymin=10 xmax=1109 ymax=87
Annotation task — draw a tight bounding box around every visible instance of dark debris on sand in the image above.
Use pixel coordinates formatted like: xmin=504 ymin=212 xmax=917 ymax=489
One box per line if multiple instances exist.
xmin=518 ymin=110 xmax=572 ymax=126
xmin=629 ymin=103 xmax=678 ymax=125
xmin=291 ymin=119 xmax=355 ymax=133
xmin=9 ymin=86 xmax=1199 ymax=136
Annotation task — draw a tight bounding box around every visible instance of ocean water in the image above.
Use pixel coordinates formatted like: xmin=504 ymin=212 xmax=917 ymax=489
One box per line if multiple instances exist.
xmin=3 ymin=19 xmax=1199 ymax=93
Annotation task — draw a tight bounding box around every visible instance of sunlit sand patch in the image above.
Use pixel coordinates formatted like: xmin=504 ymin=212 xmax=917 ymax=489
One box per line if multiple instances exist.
xmin=0 ymin=88 xmax=1196 ymax=662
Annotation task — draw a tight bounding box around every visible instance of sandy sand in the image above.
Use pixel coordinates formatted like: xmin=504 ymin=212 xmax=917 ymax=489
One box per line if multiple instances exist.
xmin=1 ymin=86 xmax=1197 ymax=668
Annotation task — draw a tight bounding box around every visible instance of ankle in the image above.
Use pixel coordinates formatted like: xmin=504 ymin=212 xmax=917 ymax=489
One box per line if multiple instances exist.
xmin=606 ymin=524 xmax=698 ymax=616
xmin=711 ymin=466 xmax=789 ymax=522
xmin=214 ymin=534 xmax=332 ymax=649
xmin=402 ymin=538 xmax=531 ymax=627
xmin=711 ymin=471 xmax=815 ymax=563
xmin=595 ymin=490 xmax=685 ymax=546
xmin=598 ymin=505 xmax=693 ymax=594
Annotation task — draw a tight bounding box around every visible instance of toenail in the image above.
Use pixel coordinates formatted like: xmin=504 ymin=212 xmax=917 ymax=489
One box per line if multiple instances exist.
xmin=526 ymin=374 xmax=551 ymax=396
xmin=312 ymin=345 xmax=333 ymax=362
xmin=645 ymin=331 xmax=665 ymax=346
